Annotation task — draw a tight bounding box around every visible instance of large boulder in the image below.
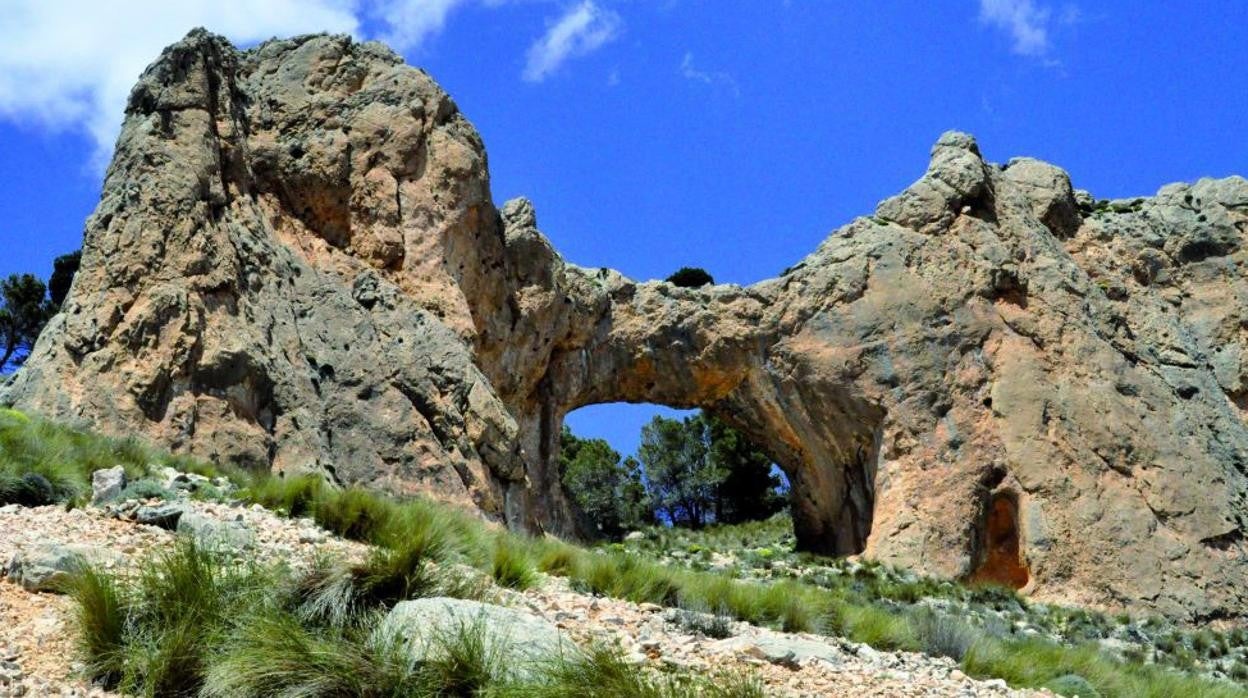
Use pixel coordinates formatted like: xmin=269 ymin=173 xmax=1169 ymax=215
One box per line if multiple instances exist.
xmin=380 ymin=597 xmax=568 ymax=678
xmin=4 ymin=30 xmax=1248 ymax=620
xmin=4 ymin=544 xmax=123 ymax=592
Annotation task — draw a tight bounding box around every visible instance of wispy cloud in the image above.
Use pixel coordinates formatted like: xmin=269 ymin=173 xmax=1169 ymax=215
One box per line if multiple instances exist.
xmin=522 ymin=1 xmax=621 ymax=83
xmin=978 ymin=0 xmax=1057 ymax=57
xmin=679 ymin=52 xmax=739 ymax=97
xmin=0 ymin=0 xmax=361 ymax=168
xmin=0 ymin=0 xmax=629 ymax=168
xmin=371 ymin=0 xmax=472 ymax=53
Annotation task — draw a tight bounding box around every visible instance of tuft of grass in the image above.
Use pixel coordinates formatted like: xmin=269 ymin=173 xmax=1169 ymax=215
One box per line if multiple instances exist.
xmin=520 ymin=644 xmax=766 ymax=698
xmin=0 ymin=409 xmax=222 ymax=507
xmin=491 ymin=536 xmax=538 ymax=590
xmin=909 ymin=607 xmax=980 ymax=662
xmin=201 ymin=611 xmax=416 ymax=698
xmin=673 ymin=604 xmax=735 ymax=640
xmin=63 ymin=562 xmax=128 ymax=685
xmin=314 ymin=486 xmax=396 ymax=541
xmin=416 ymin=616 xmax=507 ymax=694
xmin=243 ymin=474 xmax=326 ymax=517
xmin=534 ymin=538 xmax=579 ymax=575
xmin=842 ymin=604 xmax=918 ymax=652
xmin=67 ymin=537 xmax=277 ymax=695
xmin=115 ymin=478 xmax=174 ymax=502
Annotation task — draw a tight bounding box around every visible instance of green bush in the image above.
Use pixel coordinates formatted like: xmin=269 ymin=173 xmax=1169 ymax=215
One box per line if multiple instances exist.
xmin=909 ymin=607 xmax=980 ymax=661
xmin=491 ymin=537 xmax=537 ymax=590
xmin=64 ymin=561 xmax=128 ymax=685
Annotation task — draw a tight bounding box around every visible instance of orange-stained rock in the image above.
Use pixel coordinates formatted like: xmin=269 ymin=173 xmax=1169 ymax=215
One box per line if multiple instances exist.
xmin=5 ymin=30 xmax=1248 ymax=620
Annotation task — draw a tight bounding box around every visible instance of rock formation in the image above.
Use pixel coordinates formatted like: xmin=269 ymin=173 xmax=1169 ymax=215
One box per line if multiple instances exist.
xmin=5 ymin=30 xmax=1248 ymax=620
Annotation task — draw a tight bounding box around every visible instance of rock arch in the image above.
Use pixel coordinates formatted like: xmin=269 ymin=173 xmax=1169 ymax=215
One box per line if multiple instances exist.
xmin=6 ymin=31 xmax=1248 ymax=620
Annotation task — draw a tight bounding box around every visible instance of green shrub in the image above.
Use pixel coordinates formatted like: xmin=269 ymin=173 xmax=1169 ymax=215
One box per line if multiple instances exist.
xmin=491 ymin=537 xmax=537 ymax=590
xmin=842 ymin=605 xmax=918 ymax=652
xmin=201 ymin=611 xmax=415 ymax=698
xmin=115 ymin=478 xmax=174 ymax=502
xmin=64 ymin=562 xmax=128 ymax=685
xmin=909 ymin=608 xmax=980 ymax=662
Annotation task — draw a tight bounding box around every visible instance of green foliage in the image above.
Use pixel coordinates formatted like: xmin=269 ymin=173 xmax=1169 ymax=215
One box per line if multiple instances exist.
xmin=0 ymin=408 xmax=220 ymax=506
xmin=908 ymin=607 xmax=980 ymax=662
xmin=115 ymin=478 xmax=174 ymax=502
xmin=637 ymin=413 xmax=784 ymax=529
xmin=1046 ymin=673 xmax=1102 ymax=698
xmin=560 ymin=426 xmax=652 ymax=537
xmin=201 ymin=611 xmax=418 ymax=698
xmin=520 ymin=644 xmax=766 ymax=698
xmin=639 ymin=414 xmax=724 ymax=528
xmin=704 ymin=416 xmax=786 ymax=524
xmin=294 ymin=540 xmax=441 ymax=628
xmin=841 ymin=604 xmax=918 ymax=652
xmin=66 ymin=538 xmax=276 ymax=694
xmin=665 ymin=266 xmax=715 ymax=288
xmin=0 ymin=272 xmax=54 ymax=370
xmin=491 ymin=537 xmax=537 ymax=590
xmin=64 ymin=562 xmax=128 ymax=685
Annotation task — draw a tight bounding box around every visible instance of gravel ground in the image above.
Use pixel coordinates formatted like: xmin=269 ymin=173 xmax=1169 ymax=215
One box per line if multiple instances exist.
xmin=0 ymin=499 xmax=1049 ymax=697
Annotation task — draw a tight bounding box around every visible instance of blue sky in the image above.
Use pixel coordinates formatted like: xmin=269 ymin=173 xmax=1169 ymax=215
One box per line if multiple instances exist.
xmin=2 ymin=1 xmax=1246 ymax=459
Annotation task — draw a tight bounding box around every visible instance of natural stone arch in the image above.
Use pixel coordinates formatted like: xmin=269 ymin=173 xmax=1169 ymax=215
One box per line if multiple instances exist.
xmin=8 ymin=30 xmax=1248 ymax=620
xmin=479 ymin=198 xmax=888 ymax=556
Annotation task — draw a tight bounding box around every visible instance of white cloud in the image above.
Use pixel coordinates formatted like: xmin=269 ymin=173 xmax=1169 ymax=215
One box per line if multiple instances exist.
xmin=0 ymin=0 xmax=361 ymax=168
xmin=978 ymin=0 xmax=1053 ymax=57
xmin=522 ymin=1 xmax=621 ymax=83
xmin=679 ymin=52 xmax=739 ymax=97
xmin=0 ymin=0 xmax=630 ymax=167
xmin=371 ymin=0 xmax=471 ymax=53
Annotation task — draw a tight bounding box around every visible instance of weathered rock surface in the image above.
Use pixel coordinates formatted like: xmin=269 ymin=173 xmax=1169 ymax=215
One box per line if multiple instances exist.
xmin=382 ymin=597 xmax=567 ymax=678
xmin=4 ymin=30 xmax=1248 ymax=620
xmin=4 ymin=544 xmax=121 ymax=592
xmin=90 ymin=466 xmax=126 ymax=504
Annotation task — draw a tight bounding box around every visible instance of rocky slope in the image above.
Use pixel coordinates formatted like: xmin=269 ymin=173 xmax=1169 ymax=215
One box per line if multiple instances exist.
xmin=4 ymin=29 xmax=1248 ymax=621
xmin=0 ymin=494 xmax=1044 ymax=697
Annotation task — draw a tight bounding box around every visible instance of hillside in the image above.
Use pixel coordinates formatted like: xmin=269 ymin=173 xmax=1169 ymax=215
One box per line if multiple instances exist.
xmin=1 ymin=410 xmax=1246 ymax=696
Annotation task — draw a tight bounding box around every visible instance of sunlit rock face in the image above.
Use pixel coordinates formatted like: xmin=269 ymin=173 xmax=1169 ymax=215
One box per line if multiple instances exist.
xmin=7 ymin=30 xmax=1248 ymax=620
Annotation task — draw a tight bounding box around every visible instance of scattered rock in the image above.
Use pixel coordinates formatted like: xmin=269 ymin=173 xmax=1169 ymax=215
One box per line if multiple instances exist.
xmin=134 ymin=503 xmax=183 ymax=530
xmin=90 ymin=467 xmax=125 ymax=505
xmin=176 ymin=511 xmax=254 ymax=550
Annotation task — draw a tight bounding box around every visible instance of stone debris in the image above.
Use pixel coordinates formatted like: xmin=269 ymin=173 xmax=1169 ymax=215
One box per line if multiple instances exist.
xmin=0 ymin=495 xmax=1055 ymax=697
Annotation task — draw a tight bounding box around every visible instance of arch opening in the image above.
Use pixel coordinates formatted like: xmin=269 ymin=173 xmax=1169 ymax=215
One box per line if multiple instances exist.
xmin=968 ymin=491 xmax=1030 ymax=589
xmin=554 ymin=401 xmax=876 ymax=557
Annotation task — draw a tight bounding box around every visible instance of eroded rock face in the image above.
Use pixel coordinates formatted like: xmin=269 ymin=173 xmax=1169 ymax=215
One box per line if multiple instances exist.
xmin=5 ymin=30 xmax=1248 ymax=620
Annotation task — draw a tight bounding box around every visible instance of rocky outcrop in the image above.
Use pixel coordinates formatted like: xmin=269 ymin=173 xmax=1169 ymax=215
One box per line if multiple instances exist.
xmin=5 ymin=30 xmax=1248 ymax=620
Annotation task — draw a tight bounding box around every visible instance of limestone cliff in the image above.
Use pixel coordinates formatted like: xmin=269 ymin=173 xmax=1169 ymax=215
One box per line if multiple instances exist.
xmin=5 ymin=30 xmax=1248 ymax=620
